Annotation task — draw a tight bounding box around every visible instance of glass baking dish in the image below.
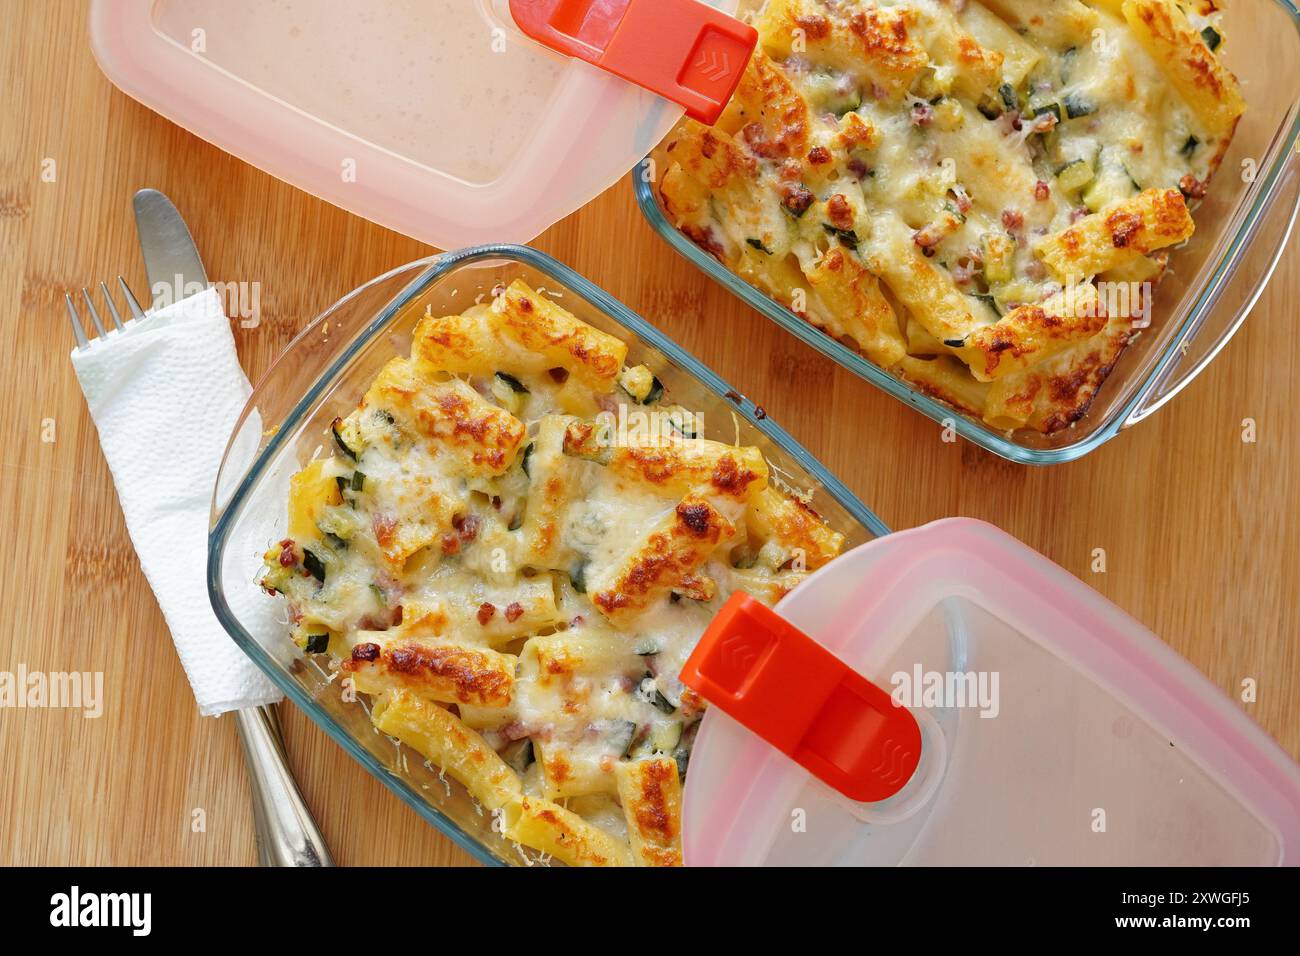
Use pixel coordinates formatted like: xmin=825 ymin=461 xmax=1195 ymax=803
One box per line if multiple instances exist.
xmin=206 ymin=244 xmax=888 ymax=866
xmin=635 ymin=0 xmax=1300 ymax=464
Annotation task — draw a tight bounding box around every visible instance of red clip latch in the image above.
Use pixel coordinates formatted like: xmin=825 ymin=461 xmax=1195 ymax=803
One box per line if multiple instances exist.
xmin=681 ymin=593 xmax=922 ymax=802
xmin=509 ymin=0 xmax=756 ymax=125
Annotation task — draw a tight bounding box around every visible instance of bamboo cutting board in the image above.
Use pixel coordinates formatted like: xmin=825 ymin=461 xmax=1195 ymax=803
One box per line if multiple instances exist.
xmin=1 ymin=0 xmax=1296 ymax=866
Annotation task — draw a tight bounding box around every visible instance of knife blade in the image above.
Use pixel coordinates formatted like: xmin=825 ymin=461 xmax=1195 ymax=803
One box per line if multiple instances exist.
xmin=132 ymin=188 xmax=209 ymax=310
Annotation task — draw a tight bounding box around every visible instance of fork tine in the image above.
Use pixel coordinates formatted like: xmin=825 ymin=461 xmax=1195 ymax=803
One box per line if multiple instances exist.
xmin=65 ymin=293 xmax=90 ymax=349
xmin=99 ymin=281 xmax=125 ymax=331
xmin=81 ymin=288 xmax=108 ymax=338
xmin=118 ymin=275 xmax=145 ymax=320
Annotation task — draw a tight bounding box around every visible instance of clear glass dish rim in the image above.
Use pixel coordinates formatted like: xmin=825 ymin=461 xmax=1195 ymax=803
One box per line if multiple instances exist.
xmin=206 ymin=243 xmax=891 ymax=867
xmin=632 ymin=0 xmax=1300 ymax=465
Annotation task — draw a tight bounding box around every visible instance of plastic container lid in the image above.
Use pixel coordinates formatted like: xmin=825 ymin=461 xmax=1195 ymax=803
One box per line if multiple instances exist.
xmin=681 ymin=519 xmax=1300 ymax=866
xmin=88 ymin=0 xmax=748 ymax=250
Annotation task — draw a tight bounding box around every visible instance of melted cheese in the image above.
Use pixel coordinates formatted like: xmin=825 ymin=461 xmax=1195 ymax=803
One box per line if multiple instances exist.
xmin=658 ymin=0 xmax=1241 ymax=433
xmin=260 ymin=281 xmax=847 ymax=866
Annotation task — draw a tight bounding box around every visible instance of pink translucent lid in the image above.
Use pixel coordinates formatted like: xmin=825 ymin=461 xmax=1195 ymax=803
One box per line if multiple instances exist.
xmin=88 ymin=0 xmax=738 ymax=249
xmin=684 ymin=519 xmax=1300 ymax=866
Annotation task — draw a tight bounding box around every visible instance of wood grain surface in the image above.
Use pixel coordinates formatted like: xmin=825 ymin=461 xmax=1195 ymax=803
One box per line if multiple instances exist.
xmin=1 ymin=0 xmax=1296 ymax=866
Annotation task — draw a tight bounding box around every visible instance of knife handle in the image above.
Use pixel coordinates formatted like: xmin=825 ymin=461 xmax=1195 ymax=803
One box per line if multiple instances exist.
xmin=232 ymin=704 xmax=335 ymax=867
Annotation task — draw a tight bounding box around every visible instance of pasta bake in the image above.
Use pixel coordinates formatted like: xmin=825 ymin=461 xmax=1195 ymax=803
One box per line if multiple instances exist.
xmin=657 ymin=0 xmax=1244 ymax=432
xmin=259 ymin=280 xmax=845 ymax=866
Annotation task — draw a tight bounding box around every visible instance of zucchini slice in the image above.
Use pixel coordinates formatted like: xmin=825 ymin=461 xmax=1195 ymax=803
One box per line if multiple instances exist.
xmin=1083 ymin=151 xmax=1140 ymax=212
xmin=491 ymin=372 xmax=529 ymax=415
xmin=1027 ymin=97 xmax=1063 ymax=124
xmin=980 ymin=232 xmax=1017 ymax=284
xmin=1056 ymin=158 xmax=1095 ymax=194
xmin=494 ymin=371 xmax=528 ymax=393
xmin=503 ymin=738 xmax=535 ymax=774
xmin=302 ymin=549 xmax=326 ymax=583
xmin=331 ymin=417 xmax=361 ymax=460
xmin=999 ymin=82 xmax=1019 ymax=112
xmin=673 ymin=746 xmax=690 ymax=778
xmin=1063 ymin=94 xmax=1095 ymax=119
xmin=638 ymin=673 xmax=677 ymax=714
xmin=633 ymin=720 xmax=684 ymax=759
xmin=608 ymin=720 xmax=638 ymax=759
xmin=965 ymin=292 xmax=1003 ymax=318
xmin=618 ymin=364 xmax=662 ymax=404
xmin=569 ymin=560 xmax=587 ymax=594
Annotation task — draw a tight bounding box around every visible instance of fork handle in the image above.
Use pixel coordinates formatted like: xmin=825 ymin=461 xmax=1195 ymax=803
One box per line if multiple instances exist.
xmin=232 ymin=704 xmax=335 ymax=867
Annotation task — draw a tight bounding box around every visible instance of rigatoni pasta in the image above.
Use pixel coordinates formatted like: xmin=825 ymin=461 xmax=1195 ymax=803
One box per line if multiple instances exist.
xmin=658 ymin=0 xmax=1243 ymax=433
xmin=260 ymin=280 xmax=847 ymax=866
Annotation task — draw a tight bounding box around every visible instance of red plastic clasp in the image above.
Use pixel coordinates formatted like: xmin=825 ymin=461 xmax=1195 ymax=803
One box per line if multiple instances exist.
xmin=681 ymin=593 xmax=922 ymax=802
xmin=508 ymin=0 xmax=756 ymax=125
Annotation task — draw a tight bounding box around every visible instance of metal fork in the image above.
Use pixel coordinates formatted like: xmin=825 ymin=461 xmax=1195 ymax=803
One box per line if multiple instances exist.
xmin=66 ymin=276 xmax=335 ymax=867
xmin=65 ymin=277 xmax=147 ymax=348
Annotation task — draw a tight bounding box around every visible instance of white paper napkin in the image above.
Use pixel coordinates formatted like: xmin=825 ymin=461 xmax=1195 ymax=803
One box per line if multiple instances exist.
xmin=71 ymin=288 xmax=283 ymax=716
